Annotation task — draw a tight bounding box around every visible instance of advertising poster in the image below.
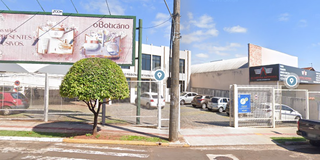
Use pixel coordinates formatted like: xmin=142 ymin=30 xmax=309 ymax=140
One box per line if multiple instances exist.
xmin=238 ymin=94 xmax=251 ymax=113
xmin=0 ymin=11 xmax=136 ymax=65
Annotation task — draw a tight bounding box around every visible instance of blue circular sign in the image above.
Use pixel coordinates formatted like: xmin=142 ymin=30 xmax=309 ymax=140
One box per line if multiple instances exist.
xmin=284 ymin=74 xmax=300 ymax=89
xmin=154 ymin=70 xmax=165 ymax=81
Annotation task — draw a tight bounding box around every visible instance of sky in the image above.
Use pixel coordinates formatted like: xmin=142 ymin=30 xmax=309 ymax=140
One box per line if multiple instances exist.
xmin=1 ymin=0 xmax=320 ymax=70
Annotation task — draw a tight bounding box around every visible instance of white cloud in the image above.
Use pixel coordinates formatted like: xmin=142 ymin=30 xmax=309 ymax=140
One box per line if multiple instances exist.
xmin=223 ymin=25 xmax=247 ymax=33
xmin=196 ymin=53 xmax=209 ymax=58
xmin=299 ymin=19 xmax=307 ymax=27
xmin=235 ymin=54 xmax=246 ymax=58
xmin=81 ymin=0 xmax=125 ymax=15
xmin=151 ymin=13 xmax=171 ymax=27
xmin=181 ymin=29 xmax=219 ymax=44
xmin=193 ymin=43 xmax=242 ymax=56
xmin=190 ymin=14 xmax=215 ymax=29
xmin=279 ymin=13 xmax=290 ymax=21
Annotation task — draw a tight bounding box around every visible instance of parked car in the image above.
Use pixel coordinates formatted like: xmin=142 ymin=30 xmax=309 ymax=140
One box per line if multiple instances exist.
xmin=191 ymin=95 xmax=213 ymax=109
xmin=297 ymin=119 xmax=320 ymax=147
xmin=135 ymin=92 xmax=165 ymax=109
xmin=253 ymin=103 xmax=302 ymax=121
xmin=0 ymin=92 xmax=30 ymax=115
xmin=179 ymin=92 xmax=197 ymax=105
xmin=207 ymin=97 xmax=230 ymax=113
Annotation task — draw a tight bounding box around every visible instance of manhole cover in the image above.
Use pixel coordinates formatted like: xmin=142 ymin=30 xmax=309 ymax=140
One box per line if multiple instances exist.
xmin=207 ymin=154 xmax=239 ymax=160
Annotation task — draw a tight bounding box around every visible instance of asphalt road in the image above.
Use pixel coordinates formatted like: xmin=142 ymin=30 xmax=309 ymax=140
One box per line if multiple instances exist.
xmin=0 ymin=140 xmax=319 ymax=160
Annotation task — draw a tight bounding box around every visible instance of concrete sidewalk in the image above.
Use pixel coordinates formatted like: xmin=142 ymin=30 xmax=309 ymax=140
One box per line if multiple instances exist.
xmin=0 ymin=120 xmax=300 ymax=146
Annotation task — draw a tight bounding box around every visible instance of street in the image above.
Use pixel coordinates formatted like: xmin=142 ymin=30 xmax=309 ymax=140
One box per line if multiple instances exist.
xmin=0 ymin=140 xmax=319 ymax=160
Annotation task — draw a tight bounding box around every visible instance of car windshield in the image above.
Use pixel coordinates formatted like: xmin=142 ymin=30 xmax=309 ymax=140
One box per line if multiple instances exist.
xmin=211 ymin=98 xmax=219 ymax=103
xmin=10 ymin=93 xmax=27 ymax=99
xmin=152 ymin=95 xmax=163 ymax=99
xmin=181 ymin=92 xmax=188 ymax=96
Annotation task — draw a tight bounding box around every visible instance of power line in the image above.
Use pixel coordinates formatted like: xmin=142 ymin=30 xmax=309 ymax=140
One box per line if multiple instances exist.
xmin=36 ymin=0 xmax=45 ymax=12
xmin=70 ymin=0 xmax=78 ymax=14
xmin=143 ymin=17 xmax=171 ymax=29
xmin=1 ymin=0 xmax=10 ymax=10
xmin=105 ymin=0 xmax=112 ymax=15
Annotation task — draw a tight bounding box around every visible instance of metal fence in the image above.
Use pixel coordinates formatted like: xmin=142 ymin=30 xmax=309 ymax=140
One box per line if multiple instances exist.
xmin=0 ymin=73 xmax=169 ymax=128
xmin=230 ymin=84 xmax=309 ymax=128
xmin=191 ymin=87 xmax=229 ymax=97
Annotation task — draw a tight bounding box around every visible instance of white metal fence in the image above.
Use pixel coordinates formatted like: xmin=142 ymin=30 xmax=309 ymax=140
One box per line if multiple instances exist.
xmin=230 ymin=84 xmax=310 ymax=128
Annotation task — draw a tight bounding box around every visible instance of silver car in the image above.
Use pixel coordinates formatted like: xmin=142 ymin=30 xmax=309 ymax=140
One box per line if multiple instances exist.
xmin=135 ymin=92 xmax=165 ymax=109
xmin=253 ymin=103 xmax=302 ymax=121
xmin=179 ymin=92 xmax=198 ymax=105
xmin=207 ymin=97 xmax=230 ymax=112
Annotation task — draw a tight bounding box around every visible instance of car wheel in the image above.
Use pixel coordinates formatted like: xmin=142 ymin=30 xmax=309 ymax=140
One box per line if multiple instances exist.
xmin=180 ymin=100 xmax=185 ymax=105
xmin=310 ymin=140 xmax=320 ymax=147
xmin=192 ymin=104 xmax=196 ymax=107
xmin=226 ymin=112 xmax=229 ymax=116
xmin=161 ymin=106 xmax=164 ymax=109
xmin=295 ymin=116 xmax=301 ymax=120
xmin=1 ymin=106 xmax=11 ymax=115
xmin=201 ymin=103 xmax=207 ymax=110
xmin=218 ymin=107 xmax=224 ymax=113
xmin=146 ymin=103 xmax=151 ymax=109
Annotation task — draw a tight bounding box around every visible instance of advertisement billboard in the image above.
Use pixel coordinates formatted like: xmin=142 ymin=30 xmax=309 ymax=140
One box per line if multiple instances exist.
xmin=0 ymin=11 xmax=136 ymax=65
xmin=249 ymin=64 xmax=280 ymax=81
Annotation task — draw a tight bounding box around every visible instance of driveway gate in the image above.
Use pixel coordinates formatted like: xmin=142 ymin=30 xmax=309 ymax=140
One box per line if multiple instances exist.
xmin=230 ymin=84 xmax=309 ymax=128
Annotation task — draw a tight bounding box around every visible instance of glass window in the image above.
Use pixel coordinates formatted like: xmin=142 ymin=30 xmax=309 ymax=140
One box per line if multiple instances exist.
xmin=0 ymin=94 xmax=3 ymax=99
xmin=142 ymin=54 xmax=151 ymax=70
xmin=179 ymin=81 xmax=185 ymax=92
xmin=121 ymin=66 xmax=130 ymax=69
xmin=179 ymin=59 xmax=185 ymax=73
xmin=152 ymin=55 xmax=161 ymax=70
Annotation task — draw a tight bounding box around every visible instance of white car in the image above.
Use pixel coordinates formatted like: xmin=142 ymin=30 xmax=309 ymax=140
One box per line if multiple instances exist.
xmin=253 ymin=103 xmax=302 ymax=121
xmin=135 ymin=92 xmax=165 ymax=109
xmin=207 ymin=97 xmax=230 ymax=112
xmin=179 ymin=92 xmax=198 ymax=105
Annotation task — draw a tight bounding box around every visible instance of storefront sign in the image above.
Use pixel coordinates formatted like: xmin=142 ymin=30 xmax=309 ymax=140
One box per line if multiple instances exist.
xmin=238 ymin=94 xmax=251 ymax=113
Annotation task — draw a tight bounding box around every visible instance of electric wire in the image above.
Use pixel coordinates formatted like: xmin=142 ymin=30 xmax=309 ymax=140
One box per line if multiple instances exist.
xmin=1 ymin=13 xmax=40 ymax=44
xmin=1 ymin=0 xmax=10 ymax=10
xmin=36 ymin=0 xmax=45 ymax=12
xmin=70 ymin=0 xmax=78 ymax=14
xmin=143 ymin=17 xmax=171 ymax=29
xmin=105 ymin=0 xmax=112 ymax=15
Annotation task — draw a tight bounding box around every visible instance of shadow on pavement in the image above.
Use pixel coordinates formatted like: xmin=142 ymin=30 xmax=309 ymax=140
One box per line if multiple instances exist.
xmin=271 ymin=139 xmax=320 ymax=154
xmin=194 ymin=121 xmax=229 ymax=127
xmin=32 ymin=121 xmax=100 ymax=136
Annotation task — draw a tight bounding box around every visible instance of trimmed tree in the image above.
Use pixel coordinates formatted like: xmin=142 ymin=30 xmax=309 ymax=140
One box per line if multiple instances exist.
xmin=59 ymin=58 xmax=129 ymax=135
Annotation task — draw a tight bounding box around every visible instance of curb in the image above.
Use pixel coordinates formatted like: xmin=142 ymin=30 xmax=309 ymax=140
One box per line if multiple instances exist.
xmin=0 ymin=136 xmax=190 ymax=147
xmin=63 ymin=138 xmax=190 ymax=147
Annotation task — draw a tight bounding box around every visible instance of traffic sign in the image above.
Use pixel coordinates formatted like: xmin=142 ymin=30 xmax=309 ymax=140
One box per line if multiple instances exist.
xmin=154 ymin=69 xmax=165 ymax=81
xmin=14 ymin=80 xmax=20 ymax=86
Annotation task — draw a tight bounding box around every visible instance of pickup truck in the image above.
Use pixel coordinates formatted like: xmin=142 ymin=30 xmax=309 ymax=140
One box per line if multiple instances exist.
xmin=297 ymin=119 xmax=320 ymax=147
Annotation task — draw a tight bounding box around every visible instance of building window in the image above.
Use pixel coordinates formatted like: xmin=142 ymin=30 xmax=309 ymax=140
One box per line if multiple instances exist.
xmin=179 ymin=81 xmax=185 ymax=92
xmin=121 ymin=66 xmax=130 ymax=69
xmin=179 ymin=59 xmax=185 ymax=73
xmin=152 ymin=55 xmax=161 ymax=70
xmin=142 ymin=54 xmax=151 ymax=70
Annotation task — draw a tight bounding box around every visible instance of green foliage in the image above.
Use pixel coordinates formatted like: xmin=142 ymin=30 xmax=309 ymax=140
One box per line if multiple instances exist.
xmin=271 ymin=137 xmax=306 ymax=144
xmin=86 ymin=133 xmax=92 ymax=137
xmin=59 ymin=58 xmax=129 ymax=102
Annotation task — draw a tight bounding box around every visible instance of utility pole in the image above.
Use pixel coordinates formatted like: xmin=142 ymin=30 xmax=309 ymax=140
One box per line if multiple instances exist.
xmin=169 ymin=0 xmax=180 ymax=142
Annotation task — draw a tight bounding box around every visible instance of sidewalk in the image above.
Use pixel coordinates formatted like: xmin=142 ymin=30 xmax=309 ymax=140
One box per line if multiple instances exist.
xmin=0 ymin=120 xmax=300 ymax=147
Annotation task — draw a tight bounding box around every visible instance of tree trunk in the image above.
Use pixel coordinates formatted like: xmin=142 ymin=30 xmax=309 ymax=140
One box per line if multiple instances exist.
xmin=92 ymin=112 xmax=99 ymax=135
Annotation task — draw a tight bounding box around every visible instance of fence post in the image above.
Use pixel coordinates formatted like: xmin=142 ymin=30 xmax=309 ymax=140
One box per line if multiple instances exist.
xmin=44 ymin=73 xmax=49 ymax=122
xmin=272 ymin=88 xmax=275 ymax=128
xmin=234 ymin=84 xmax=238 ymax=128
xmin=306 ymin=90 xmax=309 ymax=119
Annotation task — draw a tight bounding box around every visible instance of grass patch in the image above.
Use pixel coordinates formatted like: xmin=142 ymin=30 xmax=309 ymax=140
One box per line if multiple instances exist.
xmin=0 ymin=130 xmax=70 ymax=138
xmin=120 ymin=135 xmax=168 ymax=143
xmin=271 ymin=137 xmax=307 ymax=144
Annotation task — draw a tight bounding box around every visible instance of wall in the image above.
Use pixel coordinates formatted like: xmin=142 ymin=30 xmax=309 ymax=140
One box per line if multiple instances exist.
xmin=190 ymin=68 xmax=249 ymax=91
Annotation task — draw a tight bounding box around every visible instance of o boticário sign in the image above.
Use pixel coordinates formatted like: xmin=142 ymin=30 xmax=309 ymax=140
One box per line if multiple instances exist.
xmin=0 ymin=11 xmax=136 ymax=65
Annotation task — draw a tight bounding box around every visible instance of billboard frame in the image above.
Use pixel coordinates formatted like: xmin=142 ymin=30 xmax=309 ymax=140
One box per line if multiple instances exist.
xmin=0 ymin=10 xmax=136 ymax=66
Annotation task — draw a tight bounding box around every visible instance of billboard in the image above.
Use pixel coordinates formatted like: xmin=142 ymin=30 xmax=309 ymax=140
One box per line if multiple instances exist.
xmin=249 ymin=64 xmax=280 ymax=81
xmin=0 ymin=11 xmax=136 ymax=65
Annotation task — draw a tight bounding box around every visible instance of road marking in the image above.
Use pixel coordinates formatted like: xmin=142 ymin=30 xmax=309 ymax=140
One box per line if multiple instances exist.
xmin=207 ymin=154 xmax=239 ymax=160
xmin=21 ymin=155 xmax=89 ymax=160
xmin=55 ymin=143 xmax=147 ymax=152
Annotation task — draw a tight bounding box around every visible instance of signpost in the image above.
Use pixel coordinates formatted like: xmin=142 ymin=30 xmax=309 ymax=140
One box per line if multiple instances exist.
xmin=154 ymin=69 xmax=165 ymax=129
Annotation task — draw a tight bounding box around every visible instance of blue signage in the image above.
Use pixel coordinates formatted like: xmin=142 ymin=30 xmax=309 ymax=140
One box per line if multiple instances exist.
xmin=154 ymin=69 xmax=165 ymax=81
xmin=238 ymin=94 xmax=251 ymax=113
